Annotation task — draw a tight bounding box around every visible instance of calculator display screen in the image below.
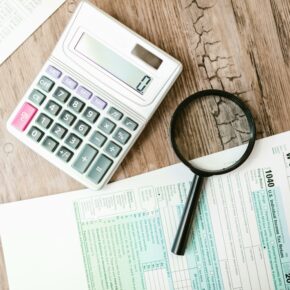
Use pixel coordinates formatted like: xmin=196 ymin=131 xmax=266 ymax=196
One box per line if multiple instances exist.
xmin=75 ymin=33 xmax=152 ymax=95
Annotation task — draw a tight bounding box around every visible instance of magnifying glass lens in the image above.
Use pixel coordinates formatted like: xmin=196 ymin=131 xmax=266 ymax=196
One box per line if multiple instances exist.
xmin=170 ymin=90 xmax=256 ymax=255
xmin=172 ymin=95 xmax=252 ymax=173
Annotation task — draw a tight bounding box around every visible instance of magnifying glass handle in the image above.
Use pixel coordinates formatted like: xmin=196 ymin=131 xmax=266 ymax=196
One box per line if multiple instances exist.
xmin=171 ymin=175 xmax=204 ymax=255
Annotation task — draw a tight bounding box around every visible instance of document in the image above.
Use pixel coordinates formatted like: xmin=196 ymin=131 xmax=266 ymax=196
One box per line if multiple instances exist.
xmin=0 ymin=0 xmax=65 ymax=65
xmin=1 ymin=132 xmax=290 ymax=290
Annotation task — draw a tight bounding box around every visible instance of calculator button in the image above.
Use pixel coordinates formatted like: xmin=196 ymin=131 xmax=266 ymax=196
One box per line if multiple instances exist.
xmin=104 ymin=141 xmax=122 ymax=158
xmin=53 ymin=87 xmax=70 ymax=103
xmin=72 ymin=144 xmax=98 ymax=174
xmin=45 ymin=100 xmax=62 ymax=116
xmin=83 ymin=107 xmax=99 ymax=124
xmin=11 ymin=102 xmax=37 ymax=131
xmin=37 ymin=76 xmax=54 ymax=92
xmin=46 ymin=66 xmax=62 ymax=79
xmin=51 ymin=123 xmax=67 ymax=139
xmin=42 ymin=136 xmax=58 ymax=152
xmin=62 ymin=76 xmax=78 ymax=90
xmin=65 ymin=133 xmax=82 ymax=150
xmin=56 ymin=146 xmax=73 ymax=163
xmin=91 ymin=96 xmax=107 ymax=110
xmin=28 ymin=89 xmax=46 ymax=105
xmin=98 ymin=118 xmax=116 ymax=134
xmin=36 ymin=113 xmax=52 ymax=129
xmin=59 ymin=110 xmax=76 ymax=126
xmin=68 ymin=97 xmax=85 ymax=113
xmin=27 ymin=126 xmax=44 ymax=142
xmin=123 ymin=117 xmax=138 ymax=131
xmin=108 ymin=107 xmax=123 ymax=121
xmin=74 ymin=120 xmax=91 ymax=136
xmin=87 ymin=154 xmax=113 ymax=184
xmin=113 ymin=128 xmax=131 ymax=144
xmin=89 ymin=131 xmax=107 ymax=148
xmin=77 ymin=86 xmax=93 ymax=100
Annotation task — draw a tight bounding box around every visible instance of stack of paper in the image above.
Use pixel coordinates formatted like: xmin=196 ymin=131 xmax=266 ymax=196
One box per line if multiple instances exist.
xmin=0 ymin=0 xmax=65 ymax=65
xmin=1 ymin=132 xmax=290 ymax=290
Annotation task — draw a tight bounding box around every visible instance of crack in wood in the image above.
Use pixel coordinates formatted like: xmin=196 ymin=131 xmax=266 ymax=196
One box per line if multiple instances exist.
xmin=184 ymin=0 xmax=216 ymax=10
xmin=182 ymin=0 xmax=253 ymax=149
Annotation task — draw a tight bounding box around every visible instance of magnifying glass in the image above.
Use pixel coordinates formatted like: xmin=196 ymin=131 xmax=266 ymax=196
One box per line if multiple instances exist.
xmin=170 ymin=89 xmax=256 ymax=255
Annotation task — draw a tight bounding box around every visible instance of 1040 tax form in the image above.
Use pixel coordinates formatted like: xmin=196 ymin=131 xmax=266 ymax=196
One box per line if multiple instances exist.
xmin=1 ymin=132 xmax=290 ymax=290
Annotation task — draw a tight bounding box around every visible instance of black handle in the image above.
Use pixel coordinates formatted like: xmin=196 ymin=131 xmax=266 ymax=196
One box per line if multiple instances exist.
xmin=171 ymin=175 xmax=204 ymax=255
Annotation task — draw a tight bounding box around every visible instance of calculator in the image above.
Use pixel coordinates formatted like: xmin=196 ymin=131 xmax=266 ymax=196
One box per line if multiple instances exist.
xmin=7 ymin=0 xmax=182 ymax=190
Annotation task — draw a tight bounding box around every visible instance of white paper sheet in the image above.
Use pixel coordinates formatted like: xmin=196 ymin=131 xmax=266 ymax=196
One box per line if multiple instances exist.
xmin=0 ymin=0 xmax=65 ymax=65
xmin=1 ymin=132 xmax=290 ymax=290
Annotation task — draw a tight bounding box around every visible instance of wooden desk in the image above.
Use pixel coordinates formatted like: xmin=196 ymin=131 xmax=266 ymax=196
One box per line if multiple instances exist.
xmin=1 ymin=0 xmax=289 ymax=289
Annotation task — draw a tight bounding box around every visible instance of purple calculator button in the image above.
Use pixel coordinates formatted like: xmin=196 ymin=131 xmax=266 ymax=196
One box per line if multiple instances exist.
xmin=77 ymin=86 xmax=92 ymax=100
xmin=46 ymin=66 xmax=62 ymax=79
xmin=62 ymin=76 xmax=78 ymax=90
xmin=91 ymin=96 xmax=107 ymax=110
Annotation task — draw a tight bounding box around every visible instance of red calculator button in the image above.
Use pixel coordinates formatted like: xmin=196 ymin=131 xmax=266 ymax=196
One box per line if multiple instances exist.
xmin=11 ymin=102 xmax=38 ymax=131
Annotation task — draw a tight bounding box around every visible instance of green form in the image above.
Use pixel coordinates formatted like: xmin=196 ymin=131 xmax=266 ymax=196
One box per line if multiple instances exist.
xmin=74 ymin=133 xmax=290 ymax=290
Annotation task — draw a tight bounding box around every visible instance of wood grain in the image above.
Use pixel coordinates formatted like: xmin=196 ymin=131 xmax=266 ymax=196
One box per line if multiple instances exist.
xmin=0 ymin=0 xmax=290 ymax=289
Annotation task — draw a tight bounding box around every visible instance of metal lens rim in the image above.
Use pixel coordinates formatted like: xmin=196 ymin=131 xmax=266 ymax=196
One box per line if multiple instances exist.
xmin=170 ymin=89 xmax=256 ymax=177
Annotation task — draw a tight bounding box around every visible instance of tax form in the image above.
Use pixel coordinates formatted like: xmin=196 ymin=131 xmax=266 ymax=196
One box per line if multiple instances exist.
xmin=1 ymin=132 xmax=290 ymax=290
xmin=0 ymin=0 xmax=65 ymax=65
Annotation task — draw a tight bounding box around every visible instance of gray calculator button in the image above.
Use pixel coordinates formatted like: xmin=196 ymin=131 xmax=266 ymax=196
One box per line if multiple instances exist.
xmin=74 ymin=120 xmax=91 ymax=136
xmin=36 ymin=113 xmax=52 ymax=129
xmin=37 ymin=76 xmax=54 ymax=92
xmin=87 ymin=154 xmax=113 ymax=184
xmin=68 ymin=97 xmax=85 ymax=113
xmin=83 ymin=107 xmax=99 ymax=124
xmin=123 ymin=117 xmax=138 ymax=131
xmin=65 ymin=133 xmax=82 ymax=149
xmin=56 ymin=146 xmax=73 ymax=163
xmin=28 ymin=89 xmax=46 ymax=105
xmin=59 ymin=110 xmax=76 ymax=126
xmin=113 ymin=128 xmax=131 ymax=145
xmin=51 ymin=123 xmax=67 ymax=139
xmin=108 ymin=107 xmax=123 ymax=121
xmin=27 ymin=126 xmax=44 ymax=142
xmin=42 ymin=136 xmax=58 ymax=152
xmin=89 ymin=131 xmax=107 ymax=148
xmin=72 ymin=144 xmax=98 ymax=174
xmin=45 ymin=100 xmax=61 ymax=116
xmin=53 ymin=87 xmax=70 ymax=103
xmin=98 ymin=118 xmax=116 ymax=135
xmin=104 ymin=141 xmax=122 ymax=158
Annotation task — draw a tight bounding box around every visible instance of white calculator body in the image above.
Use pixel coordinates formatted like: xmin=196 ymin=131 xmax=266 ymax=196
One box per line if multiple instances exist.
xmin=7 ymin=0 xmax=182 ymax=190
